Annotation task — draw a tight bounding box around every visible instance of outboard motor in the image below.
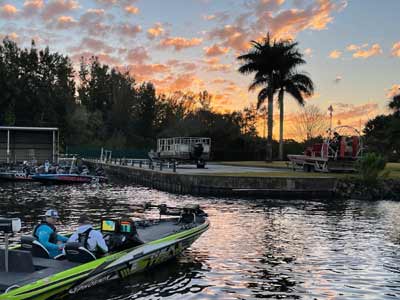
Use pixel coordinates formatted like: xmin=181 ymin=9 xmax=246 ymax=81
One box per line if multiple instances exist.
xmin=0 ymin=218 xmax=22 ymax=272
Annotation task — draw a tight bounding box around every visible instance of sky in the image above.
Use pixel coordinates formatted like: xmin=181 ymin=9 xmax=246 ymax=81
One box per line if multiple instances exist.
xmin=1 ymin=0 xmax=399 ymax=139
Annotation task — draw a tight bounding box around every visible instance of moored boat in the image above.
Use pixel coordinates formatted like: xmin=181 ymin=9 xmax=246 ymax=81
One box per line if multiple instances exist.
xmin=0 ymin=171 xmax=33 ymax=182
xmin=31 ymin=173 xmax=108 ymax=184
xmin=0 ymin=205 xmax=209 ymax=300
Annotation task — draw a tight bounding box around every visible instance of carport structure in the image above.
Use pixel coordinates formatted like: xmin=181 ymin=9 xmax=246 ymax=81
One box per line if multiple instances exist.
xmin=0 ymin=126 xmax=59 ymax=164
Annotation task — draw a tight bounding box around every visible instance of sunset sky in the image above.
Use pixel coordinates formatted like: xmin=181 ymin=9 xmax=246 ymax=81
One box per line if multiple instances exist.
xmin=1 ymin=0 xmax=399 ymax=139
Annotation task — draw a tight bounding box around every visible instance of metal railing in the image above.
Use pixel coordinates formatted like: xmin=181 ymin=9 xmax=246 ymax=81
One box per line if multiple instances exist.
xmin=92 ymin=157 xmax=177 ymax=173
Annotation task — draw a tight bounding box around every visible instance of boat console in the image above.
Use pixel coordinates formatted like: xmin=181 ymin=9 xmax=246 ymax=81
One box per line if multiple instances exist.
xmin=101 ymin=219 xmax=143 ymax=251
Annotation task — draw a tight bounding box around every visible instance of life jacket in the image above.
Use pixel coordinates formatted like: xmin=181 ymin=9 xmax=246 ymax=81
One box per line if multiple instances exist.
xmin=33 ymin=221 xmax=58 ymax=244
xmin=77 ymin=227 xmax=93 ymax=249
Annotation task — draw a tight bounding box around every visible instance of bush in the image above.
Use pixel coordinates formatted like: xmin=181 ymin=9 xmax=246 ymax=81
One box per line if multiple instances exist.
xmin=357 ymin=153 xmax=387 ymax=184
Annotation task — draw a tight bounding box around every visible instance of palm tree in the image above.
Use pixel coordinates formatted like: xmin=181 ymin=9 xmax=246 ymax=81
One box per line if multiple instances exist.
xmin=276 ymin=68 xmax=314 ymax=160
xmin=238 ymin=34 xmax=313 ymax=161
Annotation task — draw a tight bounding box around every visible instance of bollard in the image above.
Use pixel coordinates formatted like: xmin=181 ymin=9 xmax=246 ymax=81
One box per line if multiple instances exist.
xmin=173 ymin=161 xmax=176 ymax=173
xmin=139 ymin=160 xmax=142 ymax=168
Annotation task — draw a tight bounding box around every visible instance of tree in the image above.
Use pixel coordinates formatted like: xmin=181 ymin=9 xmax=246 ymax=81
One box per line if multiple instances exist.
xmin=291 ymin=104 xmax=328 ymax=141
xmin=237 ymin=34 xmax=313 ymax=161
xmin=275 ymin=45 xmax=314 ymax=159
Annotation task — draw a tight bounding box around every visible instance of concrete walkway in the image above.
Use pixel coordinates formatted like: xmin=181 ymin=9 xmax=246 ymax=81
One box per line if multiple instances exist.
xmin=158 ymin=163 xmax=282 ymax=175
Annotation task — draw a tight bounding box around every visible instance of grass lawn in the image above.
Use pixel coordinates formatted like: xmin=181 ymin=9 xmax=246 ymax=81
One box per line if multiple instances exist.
xmin=213 ymin=161 xmax=400 ymax=179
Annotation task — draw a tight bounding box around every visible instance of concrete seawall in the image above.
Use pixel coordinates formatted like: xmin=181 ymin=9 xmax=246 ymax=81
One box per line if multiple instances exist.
xmin=88 ymin=161 xmax=337 ymax=198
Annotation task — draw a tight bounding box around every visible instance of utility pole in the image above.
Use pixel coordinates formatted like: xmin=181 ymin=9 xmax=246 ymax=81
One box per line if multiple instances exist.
xmin=328 ymin=105 xmax=334 ymax=136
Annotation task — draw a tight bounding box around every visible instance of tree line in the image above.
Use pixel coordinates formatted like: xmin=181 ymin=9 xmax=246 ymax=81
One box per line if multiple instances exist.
xmin=0 ymin=38 xmax=287 ymax=160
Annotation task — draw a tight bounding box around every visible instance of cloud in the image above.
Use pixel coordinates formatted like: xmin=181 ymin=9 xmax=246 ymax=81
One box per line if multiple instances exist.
xmin=329 ymin=49 xmax=342 ymax=59
xmin=114 ymin=23 xmax=142 ymax=38
xmin=385 ymin=84 xmax=400 ymax=99
xmin=203 ymin=14 xmax=216 ymax=20
xmin=391 ymin=42 xmax=400 ymax=57
xmin=205 ymin=63 xmax=231 ymax=72
xmin=0 ymin=32 xmax=19 ymax=42
xmin=208 ymin=25 xmax=249 ymax=52
xmin=78 ymin=8 xmax=109 ymax=36
xmin=126 ymin=46 xmax=149 ymax=64
xmin=333 ymin=102 xmax=379 ymax=123
xmin=0 ymin=4 xmax=18 ymax=18
xmin=70 ymin=37 xmax=114 ymax=53
xmin=147 ymin=22 xmax=164 ymax=39
xmin=352 ymin=43 xmax=382 ymax=58
xmin=304 ymin=48 xmax=313 ymax=57
xmin=71 ymin=51 xmax=121 ymax=66
xmin=159 ymin=36 xmax=203 ymax=51
xmin=204 ymin=44 xmax=230 ymax=56
xmin=334 ymin=75 xmax=342 ymax=83
xmin=55 ymin=15 xmax=78 ymax=29
xmin=125 ymin=5 xmax=139 ymax=14
xmin=346 ymin=44 xmax=359 ymax=51
xmin=42 ymin=0 xmax=79 ymax=20
xmin=22 ymin=0 xmax=44 ymax=16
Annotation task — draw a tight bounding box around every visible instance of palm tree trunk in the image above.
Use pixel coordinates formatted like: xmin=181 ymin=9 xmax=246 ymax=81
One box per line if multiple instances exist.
xmin=266 ymin=90 xmax=274 ymax=162
xmin=278 ymin=88 xmax=284 ymax=161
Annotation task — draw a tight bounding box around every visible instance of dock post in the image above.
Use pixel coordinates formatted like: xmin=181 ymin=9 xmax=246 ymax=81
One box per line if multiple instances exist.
xmin=139 ymin=160 xmax=142 ymax=168
xmin=6 ymin=130 xmax=10 ymax=164
xmin=160 ymin=162 xmax=163 ymax=171
xmin=173 ymin=161 xmax=176 ymax=173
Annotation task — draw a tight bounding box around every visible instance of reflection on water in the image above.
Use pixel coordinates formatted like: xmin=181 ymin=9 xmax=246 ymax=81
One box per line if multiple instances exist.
xmin=1 ymin=182 xmax=400 ymax=299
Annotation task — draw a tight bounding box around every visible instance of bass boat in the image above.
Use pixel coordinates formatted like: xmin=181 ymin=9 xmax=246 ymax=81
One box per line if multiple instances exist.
xmin=0 ymin=205 xmax=209 ymax=300
xmin=31 ymin=173 xmax=108 ymax=184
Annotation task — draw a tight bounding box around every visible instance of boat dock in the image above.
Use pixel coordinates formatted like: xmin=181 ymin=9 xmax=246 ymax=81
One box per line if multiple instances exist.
xmin=85 ymin=159 xmax=337 ymax=198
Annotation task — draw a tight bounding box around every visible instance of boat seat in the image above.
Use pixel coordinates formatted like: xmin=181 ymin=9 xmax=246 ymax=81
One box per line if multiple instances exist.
xmin=20 ymin=235 xmax=50 ymax=259
xmin=64 ymin=242 xmax=96 ymax=263
xmin=0 ymin=249 xmax=35 ymax=273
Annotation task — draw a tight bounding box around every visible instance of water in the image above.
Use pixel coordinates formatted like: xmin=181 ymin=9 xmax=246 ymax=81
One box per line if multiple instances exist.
xmin=1 ymin=181 xmax=400 ymax=299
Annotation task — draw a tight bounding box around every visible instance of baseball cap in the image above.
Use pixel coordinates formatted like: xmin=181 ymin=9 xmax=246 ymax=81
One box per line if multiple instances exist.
xmin=45 ymin=209 xmax=60 ymax=219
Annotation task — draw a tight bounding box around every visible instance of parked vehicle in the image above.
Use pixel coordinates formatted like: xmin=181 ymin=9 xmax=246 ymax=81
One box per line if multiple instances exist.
xmin=149 ymin=137 xmax=211 ymax=168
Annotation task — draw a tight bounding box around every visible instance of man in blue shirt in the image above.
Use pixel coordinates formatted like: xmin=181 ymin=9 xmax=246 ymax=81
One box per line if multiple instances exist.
xmin=33 ymin=209 xmax=68 ymax=258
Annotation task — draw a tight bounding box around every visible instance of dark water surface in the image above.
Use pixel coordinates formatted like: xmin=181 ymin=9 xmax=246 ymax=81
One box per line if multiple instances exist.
xmin=1 ymin=182 xmax=400 ymax=300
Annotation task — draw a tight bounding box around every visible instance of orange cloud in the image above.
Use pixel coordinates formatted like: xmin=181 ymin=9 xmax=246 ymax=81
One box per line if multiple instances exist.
xmin=346 ymin=44 xmax=359 ymax=51
xmin=70 ymin=37 xmax=113 ymax=53
xmin=205 ymin=63 xmax=231 ymax=72
xmin=147 ymin=22 xmax=164 ymax=39
xmin=208 ymin=25 xmax=249 ymax=52
xmin=159 ymin=37 xmax=203 ymax=51
xmin=204 ymin=44 xmax=230 ymax=56
xmin=352 ymin=43 xmax=382 ymax=58
xmin=114 ymin=23 xmax=142 ymax=37
xmin=1 ymin=4 xmax=18 ymax=18
xmin=125 ymin=5 xmax=139 ymax=14
xmin=23 ymin=0 xmax=44 ymax=15
xmin=126 ymin=46 xmax=149 ymax=64
xmin=386 ymin=84 xmax=400 ymax=99
xmin=391 ymin=42 xmax=400 ymax=57
xmin=42 ymin=0 xmax=79 ymax=20
xmin=56 ymin=15 xmax=78 ymax=29
xmin=329 ymin=49 xmax=342 ymax=59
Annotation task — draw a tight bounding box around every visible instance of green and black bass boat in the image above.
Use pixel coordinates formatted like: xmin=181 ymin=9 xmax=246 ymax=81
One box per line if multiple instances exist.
xmin=0 ymin=205 xmax=209 ymax=300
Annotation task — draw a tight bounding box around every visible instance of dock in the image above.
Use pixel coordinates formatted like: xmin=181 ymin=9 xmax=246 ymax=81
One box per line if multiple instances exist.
xmin=85 ymin=159 xmax=337 ymax=199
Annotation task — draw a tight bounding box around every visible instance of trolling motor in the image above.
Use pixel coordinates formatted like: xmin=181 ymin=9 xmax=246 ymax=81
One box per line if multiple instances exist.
xmin=0 ymin=218 xmax=21 ymax=272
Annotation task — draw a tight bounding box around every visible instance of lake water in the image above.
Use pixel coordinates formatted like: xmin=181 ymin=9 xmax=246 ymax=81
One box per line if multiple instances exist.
xmin=1 ymin=181 xmax=400 ymax=299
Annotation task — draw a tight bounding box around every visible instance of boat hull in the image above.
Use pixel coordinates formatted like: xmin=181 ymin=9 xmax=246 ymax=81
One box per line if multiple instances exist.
xmin=1 ymin=220 xmax=209 ymax=300
xmin=31 ymin=174 xmax=107 ymax=184
xmin=0 ymin=173 xmax=33 ymax=182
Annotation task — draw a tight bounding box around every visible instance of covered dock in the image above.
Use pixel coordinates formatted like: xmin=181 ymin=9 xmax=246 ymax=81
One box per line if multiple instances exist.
xmin=0 ymin=126 xmax=59 ymax=164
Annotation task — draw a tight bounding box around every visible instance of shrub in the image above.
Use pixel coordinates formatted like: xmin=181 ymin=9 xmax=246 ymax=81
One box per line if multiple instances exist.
xmin=356 ymin=152 xmax=387 ymax=184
